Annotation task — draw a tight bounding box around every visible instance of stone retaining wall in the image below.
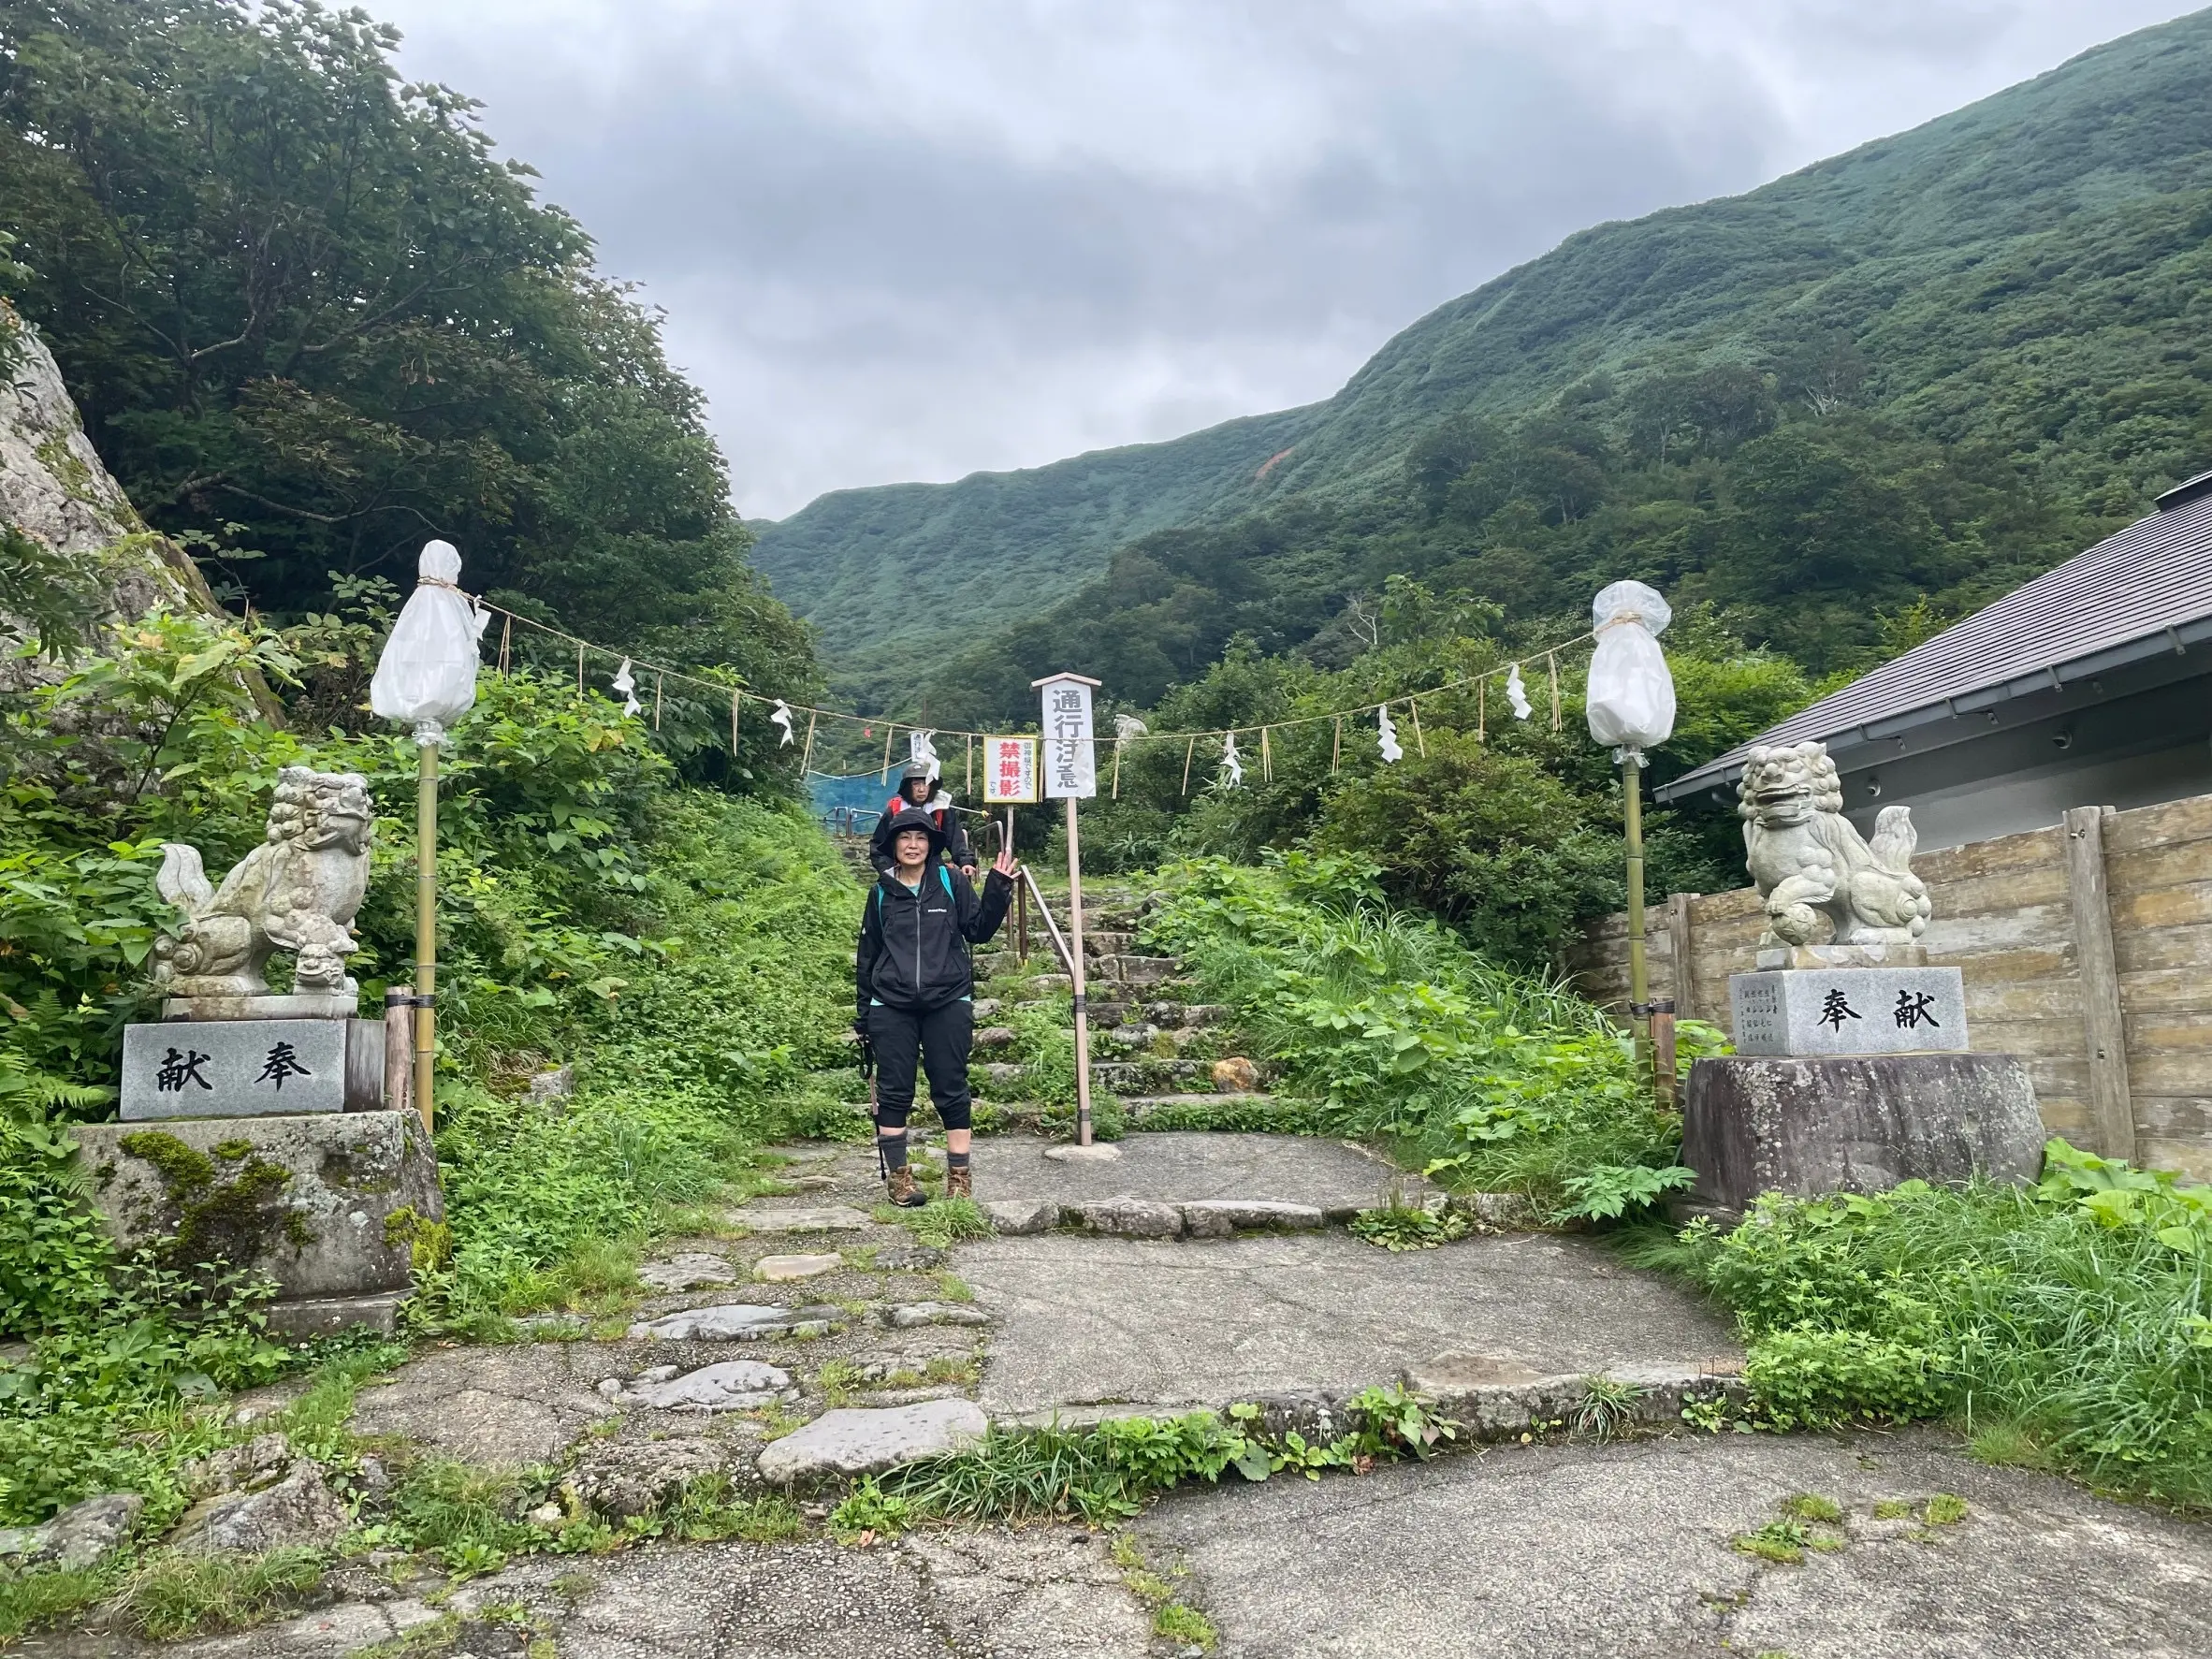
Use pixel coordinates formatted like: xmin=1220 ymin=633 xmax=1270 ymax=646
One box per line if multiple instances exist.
xmin=1562 ymin=790 xmax=2212 ymax=1179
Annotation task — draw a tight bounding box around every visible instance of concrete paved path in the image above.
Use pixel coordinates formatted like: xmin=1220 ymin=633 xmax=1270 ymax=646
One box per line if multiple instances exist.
xmin=1134 ymin=1427 xmax=2212 ymax=1659
xmin=956 ymin=1229 xmax=1739 ymax=1416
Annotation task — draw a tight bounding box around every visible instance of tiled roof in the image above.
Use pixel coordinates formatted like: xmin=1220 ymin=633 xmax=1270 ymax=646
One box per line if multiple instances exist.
xmin=1655 ymin=473 xmax=2212 ymax=800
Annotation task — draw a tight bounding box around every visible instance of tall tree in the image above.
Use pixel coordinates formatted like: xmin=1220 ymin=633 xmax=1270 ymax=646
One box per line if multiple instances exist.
xmin=0 ymin=0 xmax=811 ymax=697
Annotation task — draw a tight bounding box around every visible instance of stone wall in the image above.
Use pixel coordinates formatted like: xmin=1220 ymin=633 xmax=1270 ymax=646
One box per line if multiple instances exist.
xmin=1562 ymin=790 xmax=2212 ymax=1180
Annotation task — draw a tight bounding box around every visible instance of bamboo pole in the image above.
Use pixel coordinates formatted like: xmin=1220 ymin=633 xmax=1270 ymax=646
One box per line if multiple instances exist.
xmin=1623 ymin=749 xmax=1651 ymax=1079
xmin=414 ymin=741 xmax=439 ymax=1133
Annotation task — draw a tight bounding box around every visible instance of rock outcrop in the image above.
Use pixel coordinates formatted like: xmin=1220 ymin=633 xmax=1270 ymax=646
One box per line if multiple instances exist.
xmin=1 ymin=300 xmax=210 ymax=647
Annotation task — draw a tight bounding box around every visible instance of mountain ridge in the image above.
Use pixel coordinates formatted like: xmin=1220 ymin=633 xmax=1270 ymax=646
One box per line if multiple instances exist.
xmin=751 ymin=7 xmax=2212 ymax=699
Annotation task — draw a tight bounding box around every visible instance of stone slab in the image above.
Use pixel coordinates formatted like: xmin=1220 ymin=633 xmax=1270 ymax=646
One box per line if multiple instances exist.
xmin=983 ymin=1198 xmax=1060 ymax=1235
xmin=598 ymin=1361 xmax=793 ymax=1411
xmin=123 ymin=1017 xmax=355 ymax=1117
xmin=1041 ymin=1142 xmax=1122 ymax=1164
xmin=1730 ymin=967 xmax=1967 ymax=1056
xmin=350 ymin=1345 xmax=612 ymax=1465
xmin=1681 ymin=1053 xmax=2046 ymax=1221
xmin=636 ymin=1252 xmax=736 ymax=1290
xmin=756 ymin=1399 xmax=988 ymax=1485
xmin=1133 ymin=1427 xmax=2212 ymax=1659
xmin=1180 ymin=1199 xmax=1325 ymax=1237
xmin=959 ymin=1230 xmax=1738 ymax=1416
xmin=978 ymin=1130 xmax=1423 ymax=1211
xmin=73 ymin=1110 xmax=440 ymax=1314
xmin=737 ymin=1204 xmax=877 ymax=1232
xmin=755 ymin=1252 xmax=841 ymax=1281
xmin=628 ymin=1303 xmax=800 ymax=1341
xmin=162 ymin=991 xmax=360 ymax=1022
xmin=1754 ymin=942 xmax=1928 ymax=970
xmin=1069 ymin=1198 xmax=1183 ymax=1238
xmin=883 ymin=1301 xmax=991 ymax=1329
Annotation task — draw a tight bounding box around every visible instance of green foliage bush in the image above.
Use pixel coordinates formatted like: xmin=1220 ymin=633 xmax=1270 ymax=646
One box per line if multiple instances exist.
xmin=0 ymin=606 xmax=861 ymax=1530
xmin=1678 ymin=1148 xmax=2212 ymax=1505
xmin=1141 ymin=855 xmax=1686 ymax=1208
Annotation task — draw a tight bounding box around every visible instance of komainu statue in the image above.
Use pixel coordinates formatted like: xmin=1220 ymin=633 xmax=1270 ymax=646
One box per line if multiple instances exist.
xmin=1739 ymin=741 xmax=1931 ymax=949
xmin=153 ymin=768 xmax=374 ymax=998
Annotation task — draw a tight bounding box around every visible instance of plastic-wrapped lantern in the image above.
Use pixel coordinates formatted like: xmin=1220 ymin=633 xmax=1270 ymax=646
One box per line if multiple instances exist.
xmin=370 ymin=540 xmax=488 ymax=746
xmin=370 ymin=541 xmax=488 ymax=1132
xmin=1584 ymin=580 xmax=1676 ymax=755
xmin=1584 ymin=579 xmax=1677 ymax=1094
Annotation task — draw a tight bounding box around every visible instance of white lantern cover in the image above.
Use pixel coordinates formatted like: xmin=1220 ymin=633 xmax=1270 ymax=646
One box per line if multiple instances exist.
xmin=1583 ymin=580 xmax=1676 ymax=754
xmin=370 ymin=540 xmax=489 ymax=746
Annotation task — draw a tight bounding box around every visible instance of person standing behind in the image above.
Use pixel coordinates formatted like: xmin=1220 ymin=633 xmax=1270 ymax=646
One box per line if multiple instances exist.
xmin=854 ymin=807 xmax=1015 ymax=1204
xmin=868 ymin=758 xmax=978 ymax=878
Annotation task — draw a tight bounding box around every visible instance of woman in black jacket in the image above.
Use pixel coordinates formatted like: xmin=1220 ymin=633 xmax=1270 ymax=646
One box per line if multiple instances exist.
xmin=855 ymin=807 xmax=1016 ymax=1205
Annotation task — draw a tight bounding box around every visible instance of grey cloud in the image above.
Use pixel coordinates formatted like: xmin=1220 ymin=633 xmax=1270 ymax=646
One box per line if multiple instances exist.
xmin=375 ymin=1 xmax=2203 ymax=516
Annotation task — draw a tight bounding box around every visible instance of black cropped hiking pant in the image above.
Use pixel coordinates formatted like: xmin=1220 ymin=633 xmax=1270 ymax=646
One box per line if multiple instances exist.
xmin=868 ymin=998 xmax=973 ymax=1131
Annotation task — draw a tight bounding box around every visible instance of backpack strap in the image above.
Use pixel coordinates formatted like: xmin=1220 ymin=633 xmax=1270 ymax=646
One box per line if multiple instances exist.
xmin=938 ymin=866 xmax=954 ymax=900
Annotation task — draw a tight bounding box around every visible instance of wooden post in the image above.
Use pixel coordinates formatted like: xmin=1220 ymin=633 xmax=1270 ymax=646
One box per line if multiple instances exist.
xmin=384 ymin=983 xmax=415 ymax=1125
xmin=1659 ymin=890 xmax=1695 ymax=1106
xmin=2063 ymin=805 xmax=2135 ymax=1161
xmin=1065 ymin=794 xmax=1095 ymax=1148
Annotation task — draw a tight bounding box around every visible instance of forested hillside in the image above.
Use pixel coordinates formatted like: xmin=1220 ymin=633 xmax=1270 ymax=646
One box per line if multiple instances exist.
xmin=758 ymin=7 xmax=2212 ymax=708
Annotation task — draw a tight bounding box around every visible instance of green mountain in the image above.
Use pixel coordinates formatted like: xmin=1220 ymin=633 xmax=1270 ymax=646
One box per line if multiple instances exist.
xmin=753 ymin=7 xmax=2212 ymax=706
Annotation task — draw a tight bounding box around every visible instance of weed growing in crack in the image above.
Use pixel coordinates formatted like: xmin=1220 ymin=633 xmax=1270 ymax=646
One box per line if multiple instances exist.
xmin=829 ymin=1478 xmax=916 ymax=1544
xmin=1107 ymin=1531 xmax=1216 ymax=1652
xmin=1348 ymin=1203 xmax=1469 ymax=1251
xmin=1782 ymin=1492 xmax=1843 ymax=1525
xmin=1570 ymin=1375 xmax=1645 ymax=1440
xmin=897 ymin=1199 xmax=994 ymax=1249
xmin=1923 ymin=1493 xmax=1970 ymax=1526
xmin=108 ymin=1546 xmax=327 ymax=1640
xmin=816 ymin=1360 xmax=866 ymax=1406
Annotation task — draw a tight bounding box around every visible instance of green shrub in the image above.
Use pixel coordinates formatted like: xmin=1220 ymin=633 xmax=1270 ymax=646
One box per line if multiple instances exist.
xmin=1680 ymin=1161 xmax=2212 ymax=1503
xmin=1140 ymin=855 xmax=1682 ymax=1207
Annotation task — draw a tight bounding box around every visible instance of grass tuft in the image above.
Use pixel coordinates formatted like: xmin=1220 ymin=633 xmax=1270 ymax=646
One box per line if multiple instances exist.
xmin=109 ymin=1547 xmax=327 ymax=1640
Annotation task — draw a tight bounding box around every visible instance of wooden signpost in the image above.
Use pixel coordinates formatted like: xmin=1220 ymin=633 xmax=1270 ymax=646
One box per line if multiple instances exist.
xmin=1033 ymin=673 xmax=1100 ymax=1147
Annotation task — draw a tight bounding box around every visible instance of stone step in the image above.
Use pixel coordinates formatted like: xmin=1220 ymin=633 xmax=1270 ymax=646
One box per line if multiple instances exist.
xmin=1120 ymin=1092 xmax=1278 ymax=1122
xmin=1142 ymin=1001 xmax=1228 ymax=1027
xmin=1094 ymin=954 xmax=1181 ymax=987
xmin=1091 ymin=1057 xmax=1210 ymax=1092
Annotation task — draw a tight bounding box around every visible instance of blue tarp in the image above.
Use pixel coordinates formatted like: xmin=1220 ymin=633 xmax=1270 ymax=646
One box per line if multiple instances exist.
xmin=808 ymin=768 xmax=891 ymax=834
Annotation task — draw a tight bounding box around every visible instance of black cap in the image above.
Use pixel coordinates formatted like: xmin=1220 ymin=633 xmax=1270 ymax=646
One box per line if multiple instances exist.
xmin=881 ymin=806 xmax=945 ymax=858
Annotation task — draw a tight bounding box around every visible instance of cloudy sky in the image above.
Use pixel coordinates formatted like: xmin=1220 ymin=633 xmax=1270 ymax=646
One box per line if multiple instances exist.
xmin=373 ymin=1 xmax=2199 ymax=519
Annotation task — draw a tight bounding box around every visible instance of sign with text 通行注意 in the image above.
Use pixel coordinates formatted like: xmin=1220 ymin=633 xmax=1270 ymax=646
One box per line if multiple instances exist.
xmin=982 ymin=736 xmax=1038 ymax=804
xmin=1037 ymin=675 xmax=1098 ymax=799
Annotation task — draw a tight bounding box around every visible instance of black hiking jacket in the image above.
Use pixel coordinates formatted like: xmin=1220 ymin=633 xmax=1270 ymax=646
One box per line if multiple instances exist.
xmin=855 ymin=864 xmax=1013 ymax=1018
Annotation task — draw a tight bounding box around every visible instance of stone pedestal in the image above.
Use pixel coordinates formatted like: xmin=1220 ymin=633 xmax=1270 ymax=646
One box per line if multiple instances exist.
xmin=121 ymin=1018 xmax=385 ymax=1120
xmin=1680 ymin=1055 xmax=2045 ymax=1225
xmin=1730 ymin=967 xmax=1967 ymax=1058
xmin=73 ymin=1111 xmax=442 ymax=1336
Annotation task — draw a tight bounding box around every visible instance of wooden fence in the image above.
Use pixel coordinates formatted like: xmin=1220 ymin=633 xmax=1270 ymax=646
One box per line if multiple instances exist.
xmin=1561 ymin=791 xmax=2212 ymax=1180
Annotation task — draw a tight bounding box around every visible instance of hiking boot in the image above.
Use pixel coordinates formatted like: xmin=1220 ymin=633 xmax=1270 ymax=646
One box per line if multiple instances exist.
xmin=945 ymin=1164 xmax=972 ymax=1201
xmin=885 ymin=1165 xmax=927 ymax=1208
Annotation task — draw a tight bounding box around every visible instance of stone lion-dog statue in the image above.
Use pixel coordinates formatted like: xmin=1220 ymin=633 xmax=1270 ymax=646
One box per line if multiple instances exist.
xmin=1739 ymin=741 xmax=1930 ymax=949
xmin=153 ymin=767 xmax=374 ymax=997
